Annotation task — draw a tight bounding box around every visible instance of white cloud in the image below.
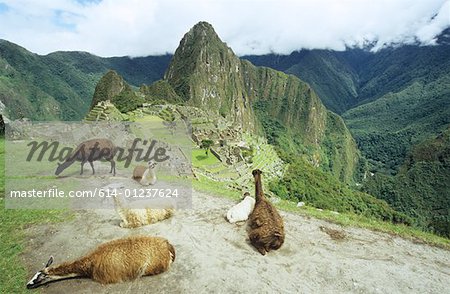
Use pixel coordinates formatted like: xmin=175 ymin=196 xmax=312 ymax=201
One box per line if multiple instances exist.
xmin=0 ymin=0 xmax=448 ymax=57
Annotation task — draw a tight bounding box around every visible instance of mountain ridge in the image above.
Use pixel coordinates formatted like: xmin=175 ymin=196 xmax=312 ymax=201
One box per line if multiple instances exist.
xmin=0 ymin=39 xmax=170 ymax=120
xmin=243 ymin=42 xmax=450 ymax=174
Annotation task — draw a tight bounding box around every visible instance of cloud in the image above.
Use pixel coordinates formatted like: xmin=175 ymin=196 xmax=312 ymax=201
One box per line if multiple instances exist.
xmin=0 ymin=0 xmax=449 ymax=57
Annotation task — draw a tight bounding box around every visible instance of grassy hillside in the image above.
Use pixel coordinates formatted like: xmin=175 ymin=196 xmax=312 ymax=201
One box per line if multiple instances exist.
xmin=269 ymin=157 xmax=409 ymax=224
xmin=0 ymin=40 xmax=89 ymax=120
xmin=0 ymin=40 xmax=170 ymax=120
xmin=362 ymin=128 xmax=450 ymax=237
xmin=343 ymin=77 xmax=450 ymax=173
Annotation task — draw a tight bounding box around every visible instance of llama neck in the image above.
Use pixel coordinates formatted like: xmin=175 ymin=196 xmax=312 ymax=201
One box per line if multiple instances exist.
xmin=145 ymin=168 xmax=156 ymax=178
xmin=56 ymin=159 xmax=75 ymax=175
xmin=141 ymin=168 xmax=156 ymax=185
xmin=63 ymin=159 xmax=75 ymax=168
xmin=113 ymin=195 xmax=123 ymax=210
xmin=113 ymin=196 xmax=127 ymax=219
xmin=47 ymin=258 xmax=91 ymax=281
xmin=254 ymin=174 xmax=265 ymax=202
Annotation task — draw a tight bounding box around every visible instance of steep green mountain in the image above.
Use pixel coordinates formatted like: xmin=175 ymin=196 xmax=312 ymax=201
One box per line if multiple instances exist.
xmin=163 ymin=22 xmax=361 ymax=183
xmin=140 ymin=80 xmax=182 ymax=104
xmin=363 ymin=127 xmax=450 ymax=237
xmin=164 ymin=22 xmax=256 ymax=130
xmin=245 ymin=50 xmax=362 ymax=114
xmin=91 ymin=70 xmax=143 ymax=113
xmin=0 ymin=40 xmax=170 ymax=120
xmin=0 ymin=40 xmax=89 ymax=120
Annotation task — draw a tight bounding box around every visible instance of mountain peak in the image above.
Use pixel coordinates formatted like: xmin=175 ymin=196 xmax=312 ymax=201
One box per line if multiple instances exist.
xmin=164 ymin=21 xmax=236 ymax=101
xmin=190 ymin=21 xmax=216 ymax=35
xmin=184 ymin=21 xmax=220 ymax=44
xmin=176 ymin=21 xmax=225 ymax=54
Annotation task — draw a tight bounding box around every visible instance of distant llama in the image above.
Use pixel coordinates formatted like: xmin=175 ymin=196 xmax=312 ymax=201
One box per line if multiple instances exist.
xmin=247 ymin=169 xmax=285 ymax=255
xmin=132 ymin=161 xmax=157 ymax=185
xmin=226 ymin=192 xmax=256 ymax=223
xmin=55 ymin=138 xmax=116 ymax=176
xmin=113 ymin=195 xmax=174 ymax=228
xmin=27 ymin=236 xmax=175 ymax=288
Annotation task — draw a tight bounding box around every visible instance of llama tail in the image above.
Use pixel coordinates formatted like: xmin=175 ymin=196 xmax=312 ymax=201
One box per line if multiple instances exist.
xmin=270 ymin=232 xmax=285 ymax=250
xmin=226 ymin=210 xmax=233 ymax=223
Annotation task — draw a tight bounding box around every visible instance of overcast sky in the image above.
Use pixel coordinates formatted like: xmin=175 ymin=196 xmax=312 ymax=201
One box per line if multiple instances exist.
xmin=0 ymin=0 xmax=449 ymax=57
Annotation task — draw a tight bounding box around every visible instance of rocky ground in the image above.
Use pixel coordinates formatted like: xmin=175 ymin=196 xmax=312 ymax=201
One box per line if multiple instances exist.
xmin=22 ymin=188 xmax=450 ymax=294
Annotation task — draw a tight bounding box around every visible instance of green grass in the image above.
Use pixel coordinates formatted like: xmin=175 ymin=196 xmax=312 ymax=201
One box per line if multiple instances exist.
xmin=193 ymin=174 xmax=241 ymax=200
xmin=193 ymin=174 xmax=450 ymax=250
xmin=133 ymin=114 xmax=164 ymax=123
xmin=0 ymin=138 xmax=71 ymax=293
xmin=276 ymin=199 xmax=449 ymax=250
xmin=191 ymin=148 xmax=221 ymax=167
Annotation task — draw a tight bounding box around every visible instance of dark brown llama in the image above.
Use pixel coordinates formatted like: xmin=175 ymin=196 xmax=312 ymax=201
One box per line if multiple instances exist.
xmin=55 ymin=138 xmax=116 ymax=176
xmin=248 ymin=169 xmax=285 ymax=255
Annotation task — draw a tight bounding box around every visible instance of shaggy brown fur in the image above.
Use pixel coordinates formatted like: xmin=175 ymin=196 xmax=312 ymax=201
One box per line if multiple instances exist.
xmin=113 ymin=196 xmax=174 ymax=228
xmin=55 ymin=138 xmax=116 ymax=176
xmin=248 ymin=169 xmax=285 ymax=255
xmin=27 ymin=236 xmax=175 ymax=289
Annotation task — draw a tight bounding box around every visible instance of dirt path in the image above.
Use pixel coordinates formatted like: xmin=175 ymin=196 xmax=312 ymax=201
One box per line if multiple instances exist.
xmin=23 ymin=190 xmax=450 ymax=294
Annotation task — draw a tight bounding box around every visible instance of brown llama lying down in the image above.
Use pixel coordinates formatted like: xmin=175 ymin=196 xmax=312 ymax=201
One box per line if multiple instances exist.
xmin=55 ymin=138 xmax=116 ymax=176
xmin=248 ymin=169 xmax=285 ymax=255
xmin=26 ymin=236 xmax=175 ymax=289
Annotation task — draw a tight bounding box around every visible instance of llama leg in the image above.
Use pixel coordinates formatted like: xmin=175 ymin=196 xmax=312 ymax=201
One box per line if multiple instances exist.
xmin=89 ymin=161 xmax=95 ymax=174
xmin=110 ymin=160 xmax=116 ymax=176
xmin=257 ymin=246 xmax=267 ymax=255
xmin=80 ymin=161 xmax=85 ymax=175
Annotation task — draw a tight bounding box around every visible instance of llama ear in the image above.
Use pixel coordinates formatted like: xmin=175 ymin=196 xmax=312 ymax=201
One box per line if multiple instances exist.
xmin=45 ymin=256 xmax=53 ymax=268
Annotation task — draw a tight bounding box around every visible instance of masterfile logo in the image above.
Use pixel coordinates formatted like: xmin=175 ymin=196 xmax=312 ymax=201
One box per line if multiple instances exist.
xmin=5 ymin=121 xmax=192 ymax=210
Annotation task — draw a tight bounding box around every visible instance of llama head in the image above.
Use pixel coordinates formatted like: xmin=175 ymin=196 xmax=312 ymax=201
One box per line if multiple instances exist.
xmin=148 ymin=161 xmax=157 ymax=169
xmin=26 ymin=256 xmax=54 ymax=289
xmin=55 ymin=162 xmax=63 ymax=175
xmin=55 ymin=161 xmax=72 ymax=176
xmin=252 ymin=169 xmax=262 ymax=177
